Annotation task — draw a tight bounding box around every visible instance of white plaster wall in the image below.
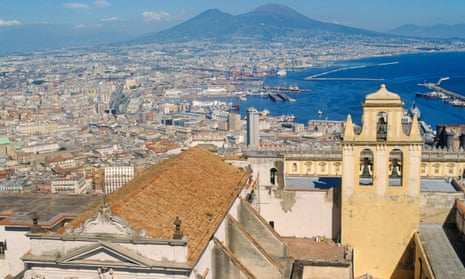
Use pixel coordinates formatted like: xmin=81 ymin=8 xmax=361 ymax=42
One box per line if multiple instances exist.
xmin=26 ymin=266 xmax=188 ymax=279
xmin=257 ymin=186 xmax=335 ymax=238
xmin=0 ymin=227 xmax=30 ymax=278
xmin=248 ymin=157 xmax=282 ymax=187
xmin=190 ymin=197 xmax=242 ymax=279
xmin=190 ymin=240 xmax=214 ymax=279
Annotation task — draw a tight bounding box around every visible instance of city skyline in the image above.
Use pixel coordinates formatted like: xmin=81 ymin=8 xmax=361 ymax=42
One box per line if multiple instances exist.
xmin=1 ymin=0 xmax=464 ymax=34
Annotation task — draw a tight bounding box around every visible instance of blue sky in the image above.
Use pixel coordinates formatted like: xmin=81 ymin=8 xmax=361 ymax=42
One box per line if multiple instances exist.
xmin=0 ymin=0 xmax=464 ymax=33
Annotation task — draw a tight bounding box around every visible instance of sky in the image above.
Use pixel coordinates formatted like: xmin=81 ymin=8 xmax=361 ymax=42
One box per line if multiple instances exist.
xmin=1 ymin=0 xmax=464 ymax=35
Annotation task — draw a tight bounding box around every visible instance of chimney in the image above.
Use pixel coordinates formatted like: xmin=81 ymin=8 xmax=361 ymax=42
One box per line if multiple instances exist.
xmin=30 ymin=213 xmax=42 ymax=233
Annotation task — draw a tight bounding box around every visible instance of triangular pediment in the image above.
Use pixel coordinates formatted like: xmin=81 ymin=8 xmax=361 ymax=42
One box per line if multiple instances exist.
xmin=58 ymin=242 xmax=152 ymax=267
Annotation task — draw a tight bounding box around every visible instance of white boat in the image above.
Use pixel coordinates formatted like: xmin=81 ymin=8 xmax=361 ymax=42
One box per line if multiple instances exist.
xmin=277 ymin=69 xmax=287 ymax=76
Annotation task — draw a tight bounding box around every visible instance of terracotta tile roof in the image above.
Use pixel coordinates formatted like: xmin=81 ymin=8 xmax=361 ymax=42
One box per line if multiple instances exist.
xmin=67 ymin=146 xmax=248 ymax=266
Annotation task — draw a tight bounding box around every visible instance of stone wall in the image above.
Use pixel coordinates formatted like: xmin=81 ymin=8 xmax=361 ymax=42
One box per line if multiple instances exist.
xmin=236 ymin=199 xmax=287 ymax=257
xmin=211 ymin=238 xmax=253 ymax=279
xmin=225 ymin=215 xmax=283 ymax=279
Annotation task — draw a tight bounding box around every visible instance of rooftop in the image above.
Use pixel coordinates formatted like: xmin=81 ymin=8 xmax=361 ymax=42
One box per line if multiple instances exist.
xmin=419 ymin=224 xmax=465 ymax=278
xmin=0 ymin=193 xmax=102 ymax=227
xmin=66 ymin=146 xmax=249 ymax=266
xmin=420 ymin=178 xmax=463 ymax=193
xmin=282 ymin=237 xmax=347 ymax=263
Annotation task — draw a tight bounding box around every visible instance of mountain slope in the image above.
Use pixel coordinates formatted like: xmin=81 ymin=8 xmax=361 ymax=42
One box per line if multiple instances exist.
xmin=137 ymin=3 xmax=381 ymax=44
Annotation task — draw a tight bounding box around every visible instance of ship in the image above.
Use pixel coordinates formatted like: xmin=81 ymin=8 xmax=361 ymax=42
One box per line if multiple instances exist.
xmin=277 ymin=69 xmax=287 ymax=76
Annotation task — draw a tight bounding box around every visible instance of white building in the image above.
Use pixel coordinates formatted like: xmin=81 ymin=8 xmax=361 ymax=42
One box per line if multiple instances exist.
xmin=104 ymin=165 xmax=134 ymax=194
xmin=51 ymin=175 xmax=87 ymax=194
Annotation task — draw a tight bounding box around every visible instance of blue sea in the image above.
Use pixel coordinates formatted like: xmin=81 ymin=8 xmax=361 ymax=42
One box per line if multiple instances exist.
xmin=230 ymin=51 xmax=465 ymax=128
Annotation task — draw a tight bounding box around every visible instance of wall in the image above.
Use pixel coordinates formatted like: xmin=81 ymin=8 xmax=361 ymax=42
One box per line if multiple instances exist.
xmin=0 ymin=226 xmax=31 ymax=278
xmin=236 ymin=199 xmax=287 ymax=257
xmin=342 ymin=194 xmax=419 ymax=279
xmin=257 ymin=186 xmax=338 ymax=239
xmin=225 ymin=216 xmax=283 ymax=279
xmin=210 ymin=239 xmax=253 ymax=279
xmin=420 ymin=191 xmax=462 ymax=224
xmin=247 ymin=155 xmax=284 ymax=188
xmin=302 ymin=265 xmax=352 ymax=279
xmin=413 ymin=233 xmax=435 ymax=279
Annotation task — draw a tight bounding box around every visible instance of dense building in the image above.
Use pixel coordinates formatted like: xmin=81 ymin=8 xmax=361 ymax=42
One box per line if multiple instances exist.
xmin=4 ymin=85 xmax=465 ymax=278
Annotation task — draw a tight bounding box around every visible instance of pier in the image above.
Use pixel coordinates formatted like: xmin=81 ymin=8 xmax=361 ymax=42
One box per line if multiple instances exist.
xmin=418 ymin=82 xmax=465 ymax=102
xmin=268 ymin=93 xmax=296 ymax=102
xmin=268 ymin=93 xmax=284 ymax=102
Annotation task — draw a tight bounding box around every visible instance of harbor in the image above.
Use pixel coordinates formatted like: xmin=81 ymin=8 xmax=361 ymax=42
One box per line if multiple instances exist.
xmin=417 ymin=77 xmax=465 ymax=107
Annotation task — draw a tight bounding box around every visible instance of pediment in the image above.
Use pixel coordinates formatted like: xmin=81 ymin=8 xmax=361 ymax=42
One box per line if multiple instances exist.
xmin=65 ymin=204 xmax=146 ymax=238
xmin=58 ymin=242 xmax=152 ymax=267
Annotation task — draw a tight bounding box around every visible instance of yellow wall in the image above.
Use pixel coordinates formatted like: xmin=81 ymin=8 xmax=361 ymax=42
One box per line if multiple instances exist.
xmin=342 ymin=194 xmax=419 ymax=278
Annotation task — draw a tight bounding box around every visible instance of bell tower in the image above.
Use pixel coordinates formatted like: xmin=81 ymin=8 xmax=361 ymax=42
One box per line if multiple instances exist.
xmin=341 ymin=85 xmax=423 ymax=278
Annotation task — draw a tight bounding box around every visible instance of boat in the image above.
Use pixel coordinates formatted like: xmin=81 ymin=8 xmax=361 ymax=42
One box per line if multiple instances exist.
xmin=288 ymin=83 xmax=300 ymax=91
xmin=277 ymin=69 xmax=287 ymax=76
xmin=318 ymin=110 xmax=323 ymax=115
xmin=231 ymin=104 xmax=240 ymax=110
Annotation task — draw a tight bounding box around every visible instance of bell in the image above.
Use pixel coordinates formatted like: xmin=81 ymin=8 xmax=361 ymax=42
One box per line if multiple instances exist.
xmin=361 ymin=158 xmax=372 ymax=178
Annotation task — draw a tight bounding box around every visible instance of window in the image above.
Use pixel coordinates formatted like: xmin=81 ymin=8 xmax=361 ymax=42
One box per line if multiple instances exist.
xmin=389 ymin=149 xmax=403 ymax=186
xmin=270 ymin=168 xmax=278 ymax=185
xmin=377 ymin=112 xmax=387 ymax=141
xmin=359 ymin=149 xmax=373 ymax=185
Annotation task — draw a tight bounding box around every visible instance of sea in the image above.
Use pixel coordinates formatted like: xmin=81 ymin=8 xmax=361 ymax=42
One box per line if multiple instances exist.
xmin=226 ymin=51 xmax=465 ymax=129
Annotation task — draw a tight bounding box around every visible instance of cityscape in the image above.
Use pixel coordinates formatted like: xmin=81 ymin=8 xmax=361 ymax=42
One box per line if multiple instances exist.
xmin=1 ymin=2 xmax=465 ymax=279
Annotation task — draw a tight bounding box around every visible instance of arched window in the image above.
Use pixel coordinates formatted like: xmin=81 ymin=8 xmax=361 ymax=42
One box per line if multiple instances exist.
xmin=359 ymin=149 xmax=373 ymax=185
xmin=377 ymin=112 xmax=387 ymax=141
xmin=270 ymin=168 xmax=278 ymax=185
xmin=389 ymin=149 xmax=403 ymax=186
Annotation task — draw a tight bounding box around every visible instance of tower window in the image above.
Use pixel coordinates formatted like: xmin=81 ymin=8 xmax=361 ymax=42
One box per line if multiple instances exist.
xmin=389 ymin=149 xmax=403 ymax=186
xmin=377 ymin=112 xmax=387 ymax=141
xmin=359 ymin=149 xmax=373 ymax=185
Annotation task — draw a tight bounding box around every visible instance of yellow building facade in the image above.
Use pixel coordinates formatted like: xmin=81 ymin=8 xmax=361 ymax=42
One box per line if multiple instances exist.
xmin=341 ymin=85 xmax=423 ymax=278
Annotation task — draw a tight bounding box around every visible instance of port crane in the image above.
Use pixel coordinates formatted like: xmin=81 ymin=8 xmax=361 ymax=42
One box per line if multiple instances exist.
xmin=437 ymin=77 xmax=450 ymax=85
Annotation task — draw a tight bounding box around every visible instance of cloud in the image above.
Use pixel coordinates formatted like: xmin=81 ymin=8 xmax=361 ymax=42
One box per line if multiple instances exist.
xmin=93 ymin=0 xmax=110 ymax=8
xmin=74 ymin=23 xmax=103 ymax=29
xmin=100 ymin=17 xmax=120 ymax=22
xmin=0 ymin=19 xmax=21 ymax=27
xmin=63 ymin=2 xmax=90 ymax=10
xmin=143 ymin=11 xmax=170 ymax=22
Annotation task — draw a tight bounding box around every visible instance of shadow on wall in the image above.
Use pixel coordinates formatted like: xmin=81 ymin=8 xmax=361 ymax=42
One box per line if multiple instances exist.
xmin=313 ymin=177 xmax=342 ymax=189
